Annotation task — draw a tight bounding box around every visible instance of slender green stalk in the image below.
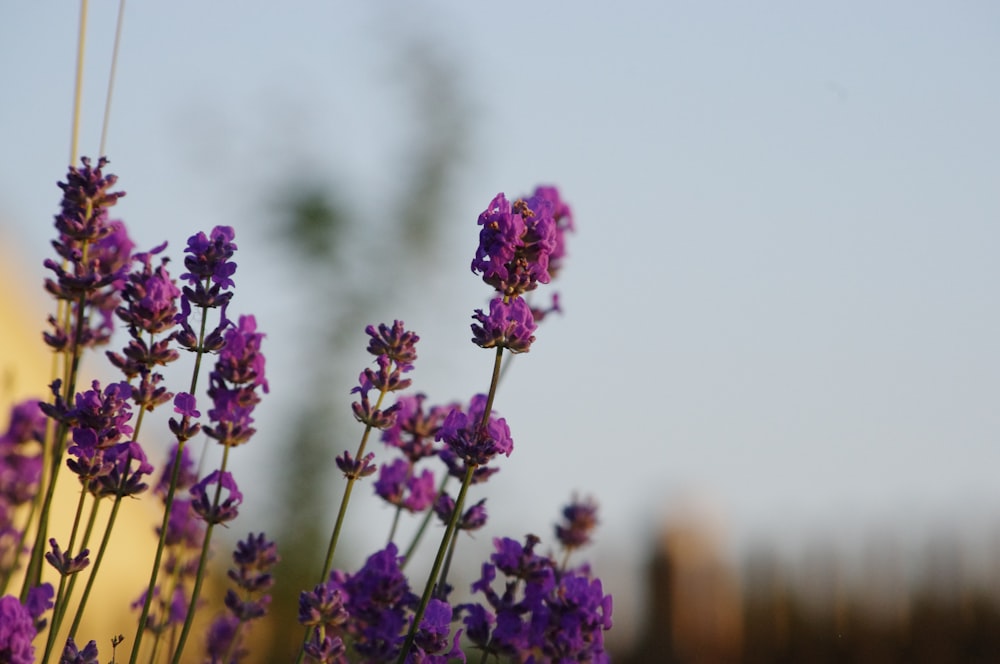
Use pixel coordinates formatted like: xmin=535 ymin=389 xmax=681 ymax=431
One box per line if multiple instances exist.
xmin=293 ymin=386 xmax=390 ymax=664
xmin=169 ymin=442 xmax=233 ymax=664
xmin=68 ymin=492 xmax=122 ymax=639
xmin=98 ymin=0 xmax=127 ymax=157
xmin=400 ymin=474 xmax=449 ymax=569
xmin=130 ymin=291 xmax=212 ymax=664
xmin=69 ymin=0 xmax=88 ymax=166
xmin=41 ymin=485 xmax=91 ymax=662
xmin=397 ymin=346 xmax=505 ymax=662
xmin=397 ymin=464 xmax=476 ymax=663
xmin=318 ymin=387 xmax=387 ymax=583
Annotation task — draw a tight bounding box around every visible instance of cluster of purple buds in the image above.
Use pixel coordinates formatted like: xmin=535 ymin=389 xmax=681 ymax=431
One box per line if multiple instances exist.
xmin=106 ymin=242 xmax=182 ymax=411
xmin=48 ymin=380 xmax=153 ymax=500
xmin=341 ymin=322 xmax=419 ymax=480
xmin=436 ymin=394 xmax=513 ymax=470
xmin=202 ymin=315 xmax=268 ymax=449
xmin=174 ymin=225 xmax=238 ymax=353
xmin=203 ymin=533 xmax=279 ymax=663
xmin=0 ymin=402 xmax=45 ymax=575
xmin=469 ymin=186 xmax=573 ymax=352
xmin=462 ymin=531 xmax=612 ymax=661
xmin=59 ymin=637 xmax=100 ymax=664
xmin=0 ymin=591 xmax=51 ymax=664
xmin=301 ymin=544 xmax=461 ymax=662
xmin=43 ymin=158 xmax=132 ymax=350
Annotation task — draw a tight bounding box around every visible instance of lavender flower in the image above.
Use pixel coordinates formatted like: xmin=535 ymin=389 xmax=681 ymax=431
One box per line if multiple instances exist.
xmin=472 ymin=192 xmax=557 ymax=297
xmin=92 ymin=441 xmax=155 ymax=498
xmin=471 ymin=296 xmax=537 ymax=353
xmin=209 ymin=535 xmax=278 ymax=664
xmin=174 ymin=226 xmax=237 ymax=351
xmin=463 ymin=534 xmax=613 ymax=661
xmin=365 ymin=320 xmax=419 ymax=371
xmin=59 ymin=638 xmax=99 ymax=664
xmin=202 ymin=316 xmax=268 ymax=448
xmin=45 ymin=538 xmax=89 ymax=576
xmin=106 ymin=243 xmax=181 ymax=412
xmin=381 ymin=394 xmax=448 ymax=462
xmin=329 ymin=544 xmax=418 ymax=660
xmin=0 ymin=401 xmax=45 ymax=514
xmin=412 ymin=598 xmax=465 ymax=663
xmin=374 ymin=459 xmax=436 ymax=513
xmin=0 ymin=594 xmax=37 ymax=664
xmin=556 ymin=495 xmax=600 ymax=552
xmin=528 ymin=185 xmax=574 ymax=279
xmin=436 ymin=395 xmax=513 ymax=468
xmin=190 ymin=471 xmax=243 ymax=525
xmin=433 ymin=495 xmax=488 ymax=532
xmin=43 ymin=158 xmax=132 ymax=350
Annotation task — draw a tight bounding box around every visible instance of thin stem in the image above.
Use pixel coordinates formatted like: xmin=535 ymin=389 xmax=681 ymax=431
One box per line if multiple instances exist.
xmin=396 ymin=464 xmax=476 ymax=664
xmin=41 ymin=486 xmax=91 ymax=662
xmin=170 ymin=442 xmax=233 ymax=664
xmin=98 ymin=0 xmax=127 ymax=157
xmin=68 ymin=493 xmax=122 ymax=639
xmin=293 ymin=387 xmax=390 ymax=664
xmin=130 ymin=293 xmax=213 ymax=664
xmin=398 ymin=347 xmax=506 ymax=662
xmin=318 ymin=386 xmax=387 ymax=583
xmin=400 ymin=474 xmax=449 ymax=569
xmin=69 ymin=0 xmax=88 ymax=166
xmin=387 ymin=504 xmax=403 ymax=547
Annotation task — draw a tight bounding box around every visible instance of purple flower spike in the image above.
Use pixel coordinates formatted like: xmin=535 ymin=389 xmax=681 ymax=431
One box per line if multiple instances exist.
xmin=0 ymin=594 xmax=37 ymax=664
xmin=298 ymin=583 xmax=348 ymax=629
xmin=435 ymin=495 xmax=488 ymax=532
xmin=365 ymin=320 xmax=419 ymax=371
xmin=556 ymin=496 xmax=600 ymax=551
xmin=25 ymin=583 xmax=54 ymax=630
xmin=173 ymin=392 xmax=200 ymax=419
xmin=414 ymin=599 xmax=464 ymax=662
xmin=471 ymin=296 xmax=537 ymax=353
xmin=530 ymin=185 xmax=574 ymax=279
xmin=190 ymin=471 xmax=243 ymax=525
xmin=374 ymin=459 xmax=436 ymax=513
xmin=437 ymin=395 xmax=513 ymax=468
xmin=45 ymin=539 xmax=89 ymax=576
xmin=335 ymin=451 xmax=377 ymax=480
xmin=472 ymin=191 xmax=558 ymax=296
xmin=181 ymin=225 xmax=237 ymax=289
xmin=60 ymin=637 xmax=99 ymax=664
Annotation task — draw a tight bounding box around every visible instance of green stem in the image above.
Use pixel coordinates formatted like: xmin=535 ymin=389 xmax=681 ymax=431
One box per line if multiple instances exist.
xmin=401 ymin=475 xmax=449 ymax=569
xmin=397 ymin=465 xmax=476 ymax=664
xmin=68 ymin=492 xmax=123 ymax=640
xmin=41 ymin=485 xmax=91 ymax=663
xmin=293 ymin=386 xmax=389 ymax=664
xmin=130 ymin=292 xmax=212 ymax=664
xmin=169 ymin=442 xmax=233 ymax=664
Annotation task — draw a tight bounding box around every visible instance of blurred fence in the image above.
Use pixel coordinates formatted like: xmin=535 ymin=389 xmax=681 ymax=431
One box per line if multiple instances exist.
xmin=620 ymin=519 xmax=1000 ymax=663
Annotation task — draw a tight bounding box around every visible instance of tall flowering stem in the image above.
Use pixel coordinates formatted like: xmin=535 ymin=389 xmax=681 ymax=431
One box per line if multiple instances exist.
xmin=130 ymin=226 xmax=237 ymax=664
xmin=170 ymin=314 xmax=267 ymax=664
xmin=23 ymin=158 xmax=129 ymax=598
xmin=294 ymin=322 xmax=417 ymax=664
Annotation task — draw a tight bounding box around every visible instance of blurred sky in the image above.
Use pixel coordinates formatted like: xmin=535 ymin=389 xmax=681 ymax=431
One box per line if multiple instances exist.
xmin=3 ymin=0 xmax=1000 ymax=637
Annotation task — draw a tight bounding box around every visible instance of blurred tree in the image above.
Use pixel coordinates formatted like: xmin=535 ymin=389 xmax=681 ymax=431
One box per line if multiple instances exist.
xmin=260 ymin=33 xmax=472 ymax=662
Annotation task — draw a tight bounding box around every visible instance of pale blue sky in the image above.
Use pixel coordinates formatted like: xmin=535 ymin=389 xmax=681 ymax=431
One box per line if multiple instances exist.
xmin=3 ymin=1 xmax=1000 ymax=636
